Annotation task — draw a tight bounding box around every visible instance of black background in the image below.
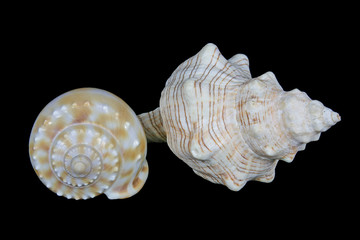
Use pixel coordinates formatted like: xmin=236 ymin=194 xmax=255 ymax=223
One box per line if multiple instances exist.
xmin=5 ymin=3 xmax=356 ymax=237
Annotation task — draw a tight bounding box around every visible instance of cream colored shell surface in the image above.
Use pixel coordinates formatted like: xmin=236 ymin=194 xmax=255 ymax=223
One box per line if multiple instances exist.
xmin=153 ymin=43 xmax=340 ymax=191
xmin=29 ymin=88 xmax=148 ymax=199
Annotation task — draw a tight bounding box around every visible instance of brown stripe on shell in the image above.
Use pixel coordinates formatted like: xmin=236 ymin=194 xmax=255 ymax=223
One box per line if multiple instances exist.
xmin=111 ymin=183 xmax=129 ymax=197
xmin=175 ymin=56 xmax=194 ymax=157
xmin=209 ymin=62 xmax=234 ymax=149
xmin=44 ymin=169 xmax=53 ymax=180
xmin=165 ymin=57 xmax=191 ymax=158
xmin=132 ymin=176 xmax=141 ymax=190
xmin=37 ymin=151 xmax=48 ymax=165
xmin=34 ymin=138 xmax=50 ymax=152
xmin=121 ymin=168 xmax=134 ymax=178
xmin=138 ymin=108 xmax=166 ymax=142
xmin=149 ymin=109 xmax=166 ymax=140
xmin=71 ymin=104 xmax=92 ymax=123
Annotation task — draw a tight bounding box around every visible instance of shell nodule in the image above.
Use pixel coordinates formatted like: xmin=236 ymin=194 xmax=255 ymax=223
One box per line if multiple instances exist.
xmin=138 ymin=43 xmax=340 ymax=191
xmin=29 ymin=88 xmax=148 ymax=200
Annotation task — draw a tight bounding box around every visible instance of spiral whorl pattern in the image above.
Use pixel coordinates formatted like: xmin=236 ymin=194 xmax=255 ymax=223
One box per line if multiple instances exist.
xmin=49 ymin=124 xmax=119 ymax=189
xmin=29 ymin=88 xmax=148 ymax=199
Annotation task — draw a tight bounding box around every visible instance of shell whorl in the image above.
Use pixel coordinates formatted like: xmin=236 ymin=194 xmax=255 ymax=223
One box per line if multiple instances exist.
xmin=29 ymin=88 xmax=148 ymax=199
xmin=138 ymin=43 xmax=340 ymax=191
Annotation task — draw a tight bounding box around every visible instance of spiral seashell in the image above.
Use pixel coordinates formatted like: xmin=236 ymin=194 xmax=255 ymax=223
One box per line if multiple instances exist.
xmin=29 ymin=88 xmax=148 ymax=199
xmin=138 ymin=43 xmax=340 ymax=191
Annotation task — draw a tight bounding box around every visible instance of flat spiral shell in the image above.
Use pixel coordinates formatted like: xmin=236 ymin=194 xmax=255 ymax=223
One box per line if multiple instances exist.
xmin=29 ymin=88 xmax=148 ymax=199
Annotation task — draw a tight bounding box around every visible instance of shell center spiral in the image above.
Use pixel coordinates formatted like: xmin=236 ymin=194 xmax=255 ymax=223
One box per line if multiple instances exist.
xmin=48 ymin=123 xmax=115 ymax=187
xmin=70 ymin=154 xmax=92 ymax=177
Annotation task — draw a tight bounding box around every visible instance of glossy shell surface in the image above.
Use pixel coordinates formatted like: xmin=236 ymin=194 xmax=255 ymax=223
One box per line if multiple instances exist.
xmin=29 ymin=88 xmax=148 ymax=199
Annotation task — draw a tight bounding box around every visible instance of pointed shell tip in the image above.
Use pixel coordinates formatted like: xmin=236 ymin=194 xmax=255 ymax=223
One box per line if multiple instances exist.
xmin=333 ymin=112 xmax=341 ymax=123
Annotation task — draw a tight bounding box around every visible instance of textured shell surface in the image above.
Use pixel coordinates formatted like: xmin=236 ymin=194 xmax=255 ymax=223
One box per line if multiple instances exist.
xmin=29 ymin=88 xmax=148 ymax=199
xmin=139 ymin=43 xmax=340 ymax=191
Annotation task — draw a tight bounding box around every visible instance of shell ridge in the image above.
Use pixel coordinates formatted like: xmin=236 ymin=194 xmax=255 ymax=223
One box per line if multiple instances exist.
xmin=228 ymin=53 xmax=252 ymax=80
xmin=175 ymin=44 xmax=256 ymax=187
xmin=207 ymin=63 xmax=234 ymax=151
xmin=179 ymin=54 xmax=245 ymax=161
xmin=174 ymin=55 xmax=196 ymax=158
xmin=257 ymin=71 xmax=283 ymax=91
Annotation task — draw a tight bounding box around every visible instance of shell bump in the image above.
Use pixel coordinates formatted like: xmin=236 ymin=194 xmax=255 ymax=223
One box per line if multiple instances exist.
xmin=29 ymin=88 xmax=148 ymax=199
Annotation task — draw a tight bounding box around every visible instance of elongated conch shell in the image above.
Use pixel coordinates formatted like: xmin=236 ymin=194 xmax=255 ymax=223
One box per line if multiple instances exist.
xmin=29 ymin=88 xmax=148 ymax=199
xmin=138 ymin=43 xmax=340 ymax=191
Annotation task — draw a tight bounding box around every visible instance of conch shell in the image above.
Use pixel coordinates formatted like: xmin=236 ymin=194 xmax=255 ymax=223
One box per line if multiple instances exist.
xmin=29 ymin=88 xmax=148 ymax=199
xmin=138 ymin=43 xmax=340 ymax=191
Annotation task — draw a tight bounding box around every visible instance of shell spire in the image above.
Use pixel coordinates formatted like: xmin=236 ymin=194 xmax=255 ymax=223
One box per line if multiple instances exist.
xmin=280 ymin=89 xmax=341 ymax=147
xmin=309 ymin=100 xmax=341 ymax=132
xmin=138 ymin=43 xmax=341 ymax=191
